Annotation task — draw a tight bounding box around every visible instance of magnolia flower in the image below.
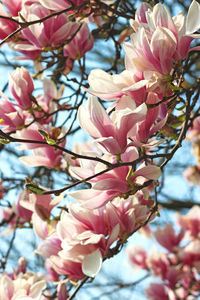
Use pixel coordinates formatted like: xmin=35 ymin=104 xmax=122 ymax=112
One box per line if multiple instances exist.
xmin=177 ymin=206 xmax=200 ymax=238
xmin=69 ymin=147 xmax=161 ymax=209
xmin=63 ymin=23 xmax=93 ymax=60
xmin=126 ymin=245 xmax=148 ymax=270
xmin=0 ymin=273 xmax=46 ymax=300
xmin=187 ymin=116 xmax=200 ymax=140
xmin=147 ymin=248 xmax=170 ymax=280
xmin=131 ymin=0 xmax=200 ymax=60
xmin=12 ymin=1 xmax=79 ymax=59
xmin=1 ymin=196 xmax=32 ymax=231
xmin=18 ymin=190 xmax=63 ymax=220
xmin=124 ymin=26 xmax=177 ymax=75
xmin=36 ymin=205 xmax=117 ymax=279
xmin=154 ymin=223 xmax=184 ymax=252
xmin=36 ymin=194 xmax=153 ymax=280
xmin=9 ymin=67 xmax=34 ymax=110
xmin=0 ymin=4 xmax=19 ymax=40
xmin=127 ymin=206 xmax=200 ymax=299
xmin=2 ymin=0 xmax=21 ymax=17
xmin=183 ymin=165 xmax=200 ymax=186
xmin=13 ymin=123 xmax=66 ymax=168
xmin=0 ymin=95 xmax=27 ymax=133
xmin=78 ymin=96 xmax=147 ymax=155
xmin=86 ymin=69 xmax=148 ymax=105
xmin=145 ymin=283 xmax=171 ymax=300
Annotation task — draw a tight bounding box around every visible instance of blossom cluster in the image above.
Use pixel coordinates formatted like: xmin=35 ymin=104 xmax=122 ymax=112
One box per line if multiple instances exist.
xmin=0 ymin=0 xmax=94 ymax=72
xmin=0 ymin=0 xmax=200 ymax=298
xmin=0 ymin=256 xmax=69 ymax=300
xmin=34 ymin=192 xmax=154 ymax=280
xmin=127 ymin=206 xmax=200 ymax=300
xmin=0 ymin=257 xmax=47 ymax=300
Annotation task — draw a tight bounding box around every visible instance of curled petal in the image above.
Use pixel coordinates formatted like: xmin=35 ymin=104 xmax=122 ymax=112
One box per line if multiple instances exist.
xmin=82 ymin=249 xmax=102 ymax=277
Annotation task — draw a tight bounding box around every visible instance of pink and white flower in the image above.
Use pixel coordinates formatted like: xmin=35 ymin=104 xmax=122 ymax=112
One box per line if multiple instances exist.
xmin=78 ymin=96 xmax=147 ymax=155
xmin=9 ymin=67 xmax=34 ymax=110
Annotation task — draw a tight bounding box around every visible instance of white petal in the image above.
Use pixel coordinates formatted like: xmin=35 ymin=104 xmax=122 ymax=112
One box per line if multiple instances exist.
xmin=186 ymin=0 xmax=200 ymax=35
xmin=82 ymin=249 xmax=102 ymax=277
xmin=30 ymin=280 xmax=46 ymax=298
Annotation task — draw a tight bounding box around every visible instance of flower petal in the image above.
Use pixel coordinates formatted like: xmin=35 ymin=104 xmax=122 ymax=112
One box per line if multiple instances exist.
xmin=186 ymin=0 xmax=200 ymax=35
xmin=82 ymin=249 xmax=102 ymax=277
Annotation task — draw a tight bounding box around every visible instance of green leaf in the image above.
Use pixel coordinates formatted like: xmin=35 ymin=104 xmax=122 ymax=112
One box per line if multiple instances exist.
xmin=46 ymin=138 xmax=56 ymax=145
xmin=178 ymin=115 xmax=185 ymax=122
xmin=168 ymin=83 xmax=182 ymax=91
xmin=26 ymin=183 xmax=45 ymax=195
xmin=170 ymin=123 xmax=182 ymax=129
xmin=0 ymin=139 xmax=10 ymax=144
xmin=38 ymin=129 xmax=48 ymax=138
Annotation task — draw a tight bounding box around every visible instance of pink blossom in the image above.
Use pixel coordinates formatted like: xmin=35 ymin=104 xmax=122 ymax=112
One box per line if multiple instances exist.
xmin=121 ymin=0 xmax=200 ymax=96
xmin=13 ymin=123 xmax=65 ymax=149
xmin=2 ymin=0 xmax=22 ymax=16
xmin=33 ymin=78 xmax=58 ymax=124
xmin=1 ymin=206 xmax=18 ymax=227
xmin=131 ymin=92 xmax=167 ymax=148
xmin=177 ymin=206 xmax=200 ymax=238
xmin=57 ymin=282 xmax=68 ymax=300
xmin=154 ymin=223 xmax=184 ymax=252
xmin=147 ymin=249 xmax=170 ymax=280
xmin=183 ymin=165 xmax=200 ymax=186
xmin=124 ymin=26 xmax=177 ymax=75
xmin=145 ymin=283 xmax=170 ymax=300
xmin=12 ymin=122 xmax=48 ymax=148
xmin=16 ymin=192 xmax=33 ymax=221
xmin=14 ymin=257 xmax=27 ymax=276
xmin=32 ymin=212 xmax=57 ymax=240
xmin=109 ymin=193 xmax=154 ymax=236
xmin=9 ymin=41 xmax=42 ymax=60
xmin=0 ymin=271 xmax=46 ymax=300
xmin=36 ymin=206 xmax=106 ymax=279
xmin=9 ymin=67 xmax=34 ymax=109
xmin=165 ymin=266 xmax=183 ymax=290
xmin=178 ymin=240 xmax=200 ymax=270
xmin=70 ymin=147 xmax=161 ymax=209
xmin=78 ymin=96 xmax=147 ymax=154
xmin=13 ymin=123 xmax=66 ymax=168
xmin=0 ymin=95 xmax=26 ymax=133
xmin=1 ymin=198 xmax=32 ymax=230
xmin=86 ymin=69 xmax=148 ymax=105
xmin=18 ymin=190 xmax=62 ymax=220
xmin=126 ymin=245 xmax=148 ymax=270
xmin=127 ymin=206 xmax=200 ymax=299
xmin=20 ymin=146 xmax=65 ymax=169
xmin=50 ymin=257 xmax=84 ymax=281
xmin=36 ymin=234 xmax=62 ymax=258
xmin=187 ymin=116 xmax=200 ymax=140
xmin=36 ymin=196 xmax=152 ymax=280
xmin=14 ymin=2 xmax=79 ymax=59
xmin=63 ymin=23 xmax=93 ymax=60
xmin=0 ymin=4 xmax=19 ymax=40
xmin=131 ymin=1 xmax=200 ymax=60
xmin=45 ymin=259 xmax=60 ymax=281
